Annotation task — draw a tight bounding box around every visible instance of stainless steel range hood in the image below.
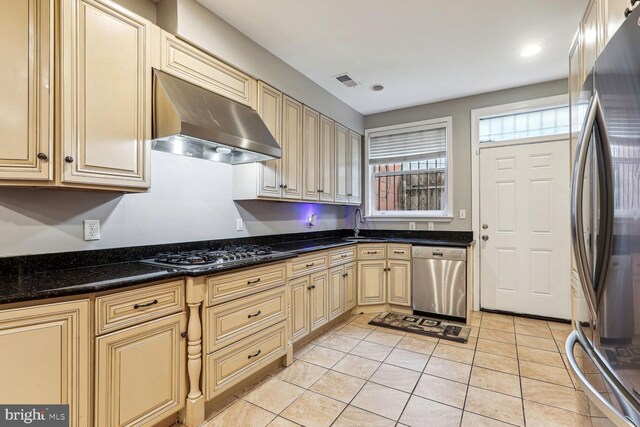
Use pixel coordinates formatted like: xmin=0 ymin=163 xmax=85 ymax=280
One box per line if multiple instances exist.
xmin=152 ymin=69 xmax=281 ymax=164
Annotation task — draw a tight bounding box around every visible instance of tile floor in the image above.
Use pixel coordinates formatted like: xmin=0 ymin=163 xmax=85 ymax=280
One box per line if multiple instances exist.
xmin=201 ymin=311 xmax=614 ymax=427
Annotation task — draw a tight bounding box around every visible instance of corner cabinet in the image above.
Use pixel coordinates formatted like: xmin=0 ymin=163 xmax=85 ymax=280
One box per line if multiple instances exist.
xmin=0 ymin=300 xmax=91 ymax=427
xmin=59 ymin=0 xmax=152 ymax=190
xmin=357 ymin=244 xmax=412 ymax=307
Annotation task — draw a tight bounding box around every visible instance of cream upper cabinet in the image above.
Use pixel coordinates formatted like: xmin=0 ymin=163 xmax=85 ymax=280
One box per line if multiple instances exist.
xmin=319 ymin=115 xmax=335 ymax=202
xmin=59 ymin=0 xmax=152 ymax=190
xmin=302 ymin=106 xmax=321 ymax=200
xmin=0 ymin=300 xmax=90 ymax=427
xmin=281 ymin=95 xmax=304 ymax=199
xmin=348 ymin=130 xmax=362 ymax=205
xmin=358 ymin=260 xmax=387 ymax=305
xmin=605 ymin=0 xmax=629 ymax=42
xmin=310 ymin=270 xmax=329 ymax=331
xmin=329 ymin=266 xmax=345 ymax=320
xmin=334 ymin=123 xmax=350 ymax=203
xmin=257 ymin=82 xmax=283 ymax=197
xmin=160 ymin=31 xmax=257 ymax=109
xmin=581 ymin=0 xmax=603 ymax=81
xmin=290 ymin=276 xmax=311 ymax=343
xmin=387 ymin=260 xmax=412 ymax=307
xmin=0 ymin=0 xmax=53 ymax=181
xmin=95 ymin=312 xmax=187 ymax=427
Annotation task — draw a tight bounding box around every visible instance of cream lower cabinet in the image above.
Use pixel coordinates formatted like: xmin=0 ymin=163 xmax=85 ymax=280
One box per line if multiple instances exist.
xmin=357 ymin=244 xmax=412 ymax=307
xmin=0 ymin=300 xmax=90 ymax=427
xmin=95 ymin=312 xmax=187 ymax=427
xmin=387 ymin=260 xmax=412 ymax=306
xmin=357 ymin=260 xmax=387 ymax=305
xmin=329 ymin=262 xmax=356 ymax=320
xmin=310 ymin=271 xmax=330 ymax=331
xmin=290 ymin=276 xmax=311 ymax=342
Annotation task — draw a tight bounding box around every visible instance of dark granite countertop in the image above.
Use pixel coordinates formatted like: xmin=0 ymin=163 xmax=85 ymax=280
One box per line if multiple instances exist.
xmin=0 ymin=229 xmax=472 ymax=305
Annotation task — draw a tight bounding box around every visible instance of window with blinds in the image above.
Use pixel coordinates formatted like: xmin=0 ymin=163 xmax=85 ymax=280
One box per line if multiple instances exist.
xmin=366 ymin=118 xmax=452 ymax=217
xmin=479 ymin=105 xmax=569 ymax=143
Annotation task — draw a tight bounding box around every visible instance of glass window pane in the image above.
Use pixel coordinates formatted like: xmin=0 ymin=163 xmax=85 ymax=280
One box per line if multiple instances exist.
xmin=479 ymin=105 xmax=569 ymax=143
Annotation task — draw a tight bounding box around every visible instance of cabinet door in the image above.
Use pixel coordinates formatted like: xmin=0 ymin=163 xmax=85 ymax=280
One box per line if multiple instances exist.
xmin=344 ymin=262 xmax=357 ymax=311
xmin=310 ymin=271 xmax=330 ymax=331
xmin=60 ymin=0 xmax=151 ymax=189
xmin=290 ymin=276 xmax=310 ymax=343
xmin=319 ymin=115 xmax=335 ymax=202
xmin=605 ymin=0 xmax=629 ymax=42
xmin=0 ymin=300 xmax=90 ymax=427
xmin=387 ymin=260 xmax=412 ymax=306
xmin=0 ymin=0 xmax=53 ymax=181
xmin=348 ymin=130 xmax=362 ymax=205
xmin=334 ymin=123 xmax=350 ymax=203
xmin=257 ymin=81 xmax=282 ymax=198
xmin=581 ymin=0 xmax=603 ymax=82
xmin=281 ymin=95 xmax=303 ymax=199
xmin=357 ymin=261 xmax=386 ymax=305
xmin=302 ymin=106 xmax=320 ymax=200
xmin=95 ymin=313 xmax=187 ymax=427
xmin=329 ymin=266 xmax=344 ymax=320
xmin=569 ymin=30 xmax=582 ymax=166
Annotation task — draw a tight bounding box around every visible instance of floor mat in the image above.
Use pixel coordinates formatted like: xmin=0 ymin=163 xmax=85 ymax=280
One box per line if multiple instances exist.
xmin=369 ymin=312 xmax=471 ymax=343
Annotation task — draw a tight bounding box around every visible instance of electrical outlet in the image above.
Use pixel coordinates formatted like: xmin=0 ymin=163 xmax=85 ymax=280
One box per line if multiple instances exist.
xmin=428 ymin=222 xmax=434 ymax=231
xmin=408 ymin=222 xmax=416 ymax=230
xmin=83 ymin=220 xmax=100 ymax=241
xmin=236 ymin=218 xmax=243 ymax=231
xmin=459 ymin=209 xmax=466 ymax=219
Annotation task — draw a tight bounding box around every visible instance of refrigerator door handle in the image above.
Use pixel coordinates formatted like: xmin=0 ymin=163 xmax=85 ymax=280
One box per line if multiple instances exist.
xmin=571 ymin=92 xmax=600 ymax=323
xmin=567 ymin=330 xmax=638 ymax=426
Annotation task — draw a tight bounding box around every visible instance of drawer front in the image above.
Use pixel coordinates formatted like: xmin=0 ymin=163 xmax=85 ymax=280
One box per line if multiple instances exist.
xmin=388 ymin=244 xmax=412 ymax=260
xmin=288 ymin=252 xmax=329 ymax=278
xmin=95 ymin=280 xmax=185 ymax=335
xmin=357 ymin=244 xmax=387 ymax=260
xmin=206 ymin=321 xmax=287 ymax=399
xmin=329 ymin=246 xmax=356 ymax=267
xmin=160 ymin=32 xmax=256 ymax=108
xmin=207 ymin=263 xmax=286 ymax=306
xmin=206 ymin=287 xmax=287 ymax=353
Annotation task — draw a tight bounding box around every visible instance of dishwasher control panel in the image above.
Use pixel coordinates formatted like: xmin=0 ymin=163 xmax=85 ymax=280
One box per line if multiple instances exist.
xmin=411 ymin=246 xmax=466 ymax=261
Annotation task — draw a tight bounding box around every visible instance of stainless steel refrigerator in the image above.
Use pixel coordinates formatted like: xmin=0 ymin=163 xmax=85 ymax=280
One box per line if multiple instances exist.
xmin=568 ymin=6 xmax=640 ymax=426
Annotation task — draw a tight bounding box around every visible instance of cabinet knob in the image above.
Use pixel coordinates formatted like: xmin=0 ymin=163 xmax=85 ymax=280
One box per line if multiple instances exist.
xmin=347 ymin=193 xmax=352 ymax=197
xmin=283 ymin=185 xmax=288 ymax=189
xmin=64 ymin=156 xmax=74 ymax=163
xmin=181 ymin=331 xmax=188 ymax=338
xmin=37 ymin=153 xmax=48 ymax=161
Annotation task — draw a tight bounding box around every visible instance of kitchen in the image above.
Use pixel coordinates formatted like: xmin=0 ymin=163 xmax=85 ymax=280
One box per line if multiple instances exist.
xmin=0 ymin=0 xmax=637 ymax=426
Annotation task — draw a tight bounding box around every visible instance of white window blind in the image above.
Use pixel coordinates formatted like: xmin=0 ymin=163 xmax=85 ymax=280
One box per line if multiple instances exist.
xmin=479 ymin=105 xmax=569 ymax=143
xmin=369 ymin=126 xmax=447 ymax=164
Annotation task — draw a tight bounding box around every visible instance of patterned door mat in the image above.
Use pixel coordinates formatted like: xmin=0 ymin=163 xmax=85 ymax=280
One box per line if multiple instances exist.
xmin=369 ymin=312 xmax=471 ymax=343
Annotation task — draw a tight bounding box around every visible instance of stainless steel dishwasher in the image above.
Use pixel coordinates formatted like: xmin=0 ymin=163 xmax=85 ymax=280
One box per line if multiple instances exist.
xmin=412 ymin=246 xmax=466 ymax=320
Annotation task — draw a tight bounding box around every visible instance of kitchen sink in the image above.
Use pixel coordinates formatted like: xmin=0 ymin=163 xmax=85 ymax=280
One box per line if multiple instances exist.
xmin=343 ymin=237 xmax=387 ymax=242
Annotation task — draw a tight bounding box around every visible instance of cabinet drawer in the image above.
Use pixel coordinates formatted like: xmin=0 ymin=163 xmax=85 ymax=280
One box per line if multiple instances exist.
xmin=388 ymin=244 xmax=411 ymax=260
xmin=206 ymin=287 xmax=287 ymax=353
xmin=206 ymin=321 xmax=287 ymax=399
xmin=160 ymin=32 xmax=256 ymax=108
xmin=358 ymin=244 xmax=387 ymax=260
xmin=288 ymin=252 xmax=329 ymax=278
xmin=207 ymin=263 xmax=286 ymax=306
xmin=329 ymin=246 xmax=356 ymax=266
xmin=95 ymin=280 xmax=185 ymax=335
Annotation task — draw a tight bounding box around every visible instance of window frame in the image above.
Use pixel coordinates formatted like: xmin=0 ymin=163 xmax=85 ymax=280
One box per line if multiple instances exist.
xmin=364 ymin=117 xmax=454 ymax=221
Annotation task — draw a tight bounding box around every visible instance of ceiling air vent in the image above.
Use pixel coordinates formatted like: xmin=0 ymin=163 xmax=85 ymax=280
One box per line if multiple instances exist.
xmin=335 ymin=73 xmax=359 ymax=88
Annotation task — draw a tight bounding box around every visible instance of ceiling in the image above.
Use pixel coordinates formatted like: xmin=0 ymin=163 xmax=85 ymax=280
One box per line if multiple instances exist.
xmin=196 ymin=0 xmax=586 ymax=115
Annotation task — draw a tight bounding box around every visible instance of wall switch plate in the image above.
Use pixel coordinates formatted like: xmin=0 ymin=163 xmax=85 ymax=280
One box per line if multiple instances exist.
xmin=408 ymin=222 xmax=416 ymax=230
xmin=459 ymin=209 xmax=466 ymax=219
xmin=428 ymin=222 xmax=434 ymax=231
xmin=236 ymin=218 xmax=243 ymax=231
xmin=83 ymin=220 xmax=100 ymax=241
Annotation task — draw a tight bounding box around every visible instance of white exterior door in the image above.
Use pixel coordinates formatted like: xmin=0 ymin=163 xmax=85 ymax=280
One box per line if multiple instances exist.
xmin=480 ymin=140 xmax=570 ymax=319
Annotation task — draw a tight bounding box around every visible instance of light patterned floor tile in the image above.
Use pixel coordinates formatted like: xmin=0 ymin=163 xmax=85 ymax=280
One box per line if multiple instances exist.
xmin=399 ymin=395 xmax=462 ymax=427
xmin=481 ymin=319 xmax=515 ymax=333
xmin=414 ymin=373 xmax=468 ymax=408
xmin=432 ymin=342 xmax=475 ymax=364
xmin=481 ymin=312 xmax=514 ymax=324
xmin=318 ymin=334 xmax=360 ymax=353
xmin=267 ymin=417 xmax=300 ymax=427
xmin=473 ymin=351 xmax=519 ymax=375
xmin=332 ymin=406 xmax=395 ymax=427
xmin=396 ymin=335 xmax=437 ymax=355
xmin=335 ymin=325 xmax=373 ymax=340
xmin=351 ymin=382 xmax=410 ymax=421
xmin=469 ymin=366 xmax=521 ymax=397
xmin=243 ymin=377 xmax=305 ymax=414
xmin=475 ymin=338 xmax=517 ymax=358
xmin=464 ymin=386 xmax=524 ymax=426
xmin=478 ymin=328 xmax=516 ymax=345
xmin=516 ymin=334 xmax=558 ymax=352
xmin=275 ymin=360 xmax=327 ymax=388
xmin=517 ymin=346 xmax=564 ymax=368
xmin=204 ymin=400 xmax=275 ymax=427
xmin=332 ymin=354 xmax=381 ymax=380
xmin=309 ymin=370 xmax=365 ymax=403
xmin=350 ymin=340 xmax=393 ymax=362
xmin=461 ymin=411 xmax=515 ymax=426
xmin=297 ymin=345 xmax=346 ymax=369
xmin=364 ymin=330 xmax=403 ymax=347
xmin=424 ymin=356 xmax=472 ymax=384
xmin=384 ymin=348 xmax=429 ymax=372
xmin=521 ymin=377 xmax=590 ymax=415
xmin=292 ymin=342 xmax=315 ymax=359
xmin=519 ymin=360 xmax=573 ymax=388
xmin=513 ymin=316 xmax=549 ymax=328
xmin=369 ymin=363 xmax=421 ymax=393
xmin=515 ymin=324 xmax=553 ymax=339
xmin=280 ymin=390 xmax=346 ymax=427
xmin=524 ymin=400 xmax=591 ymax=427
xmin=441 ymin=335 xmax=477 ymax=350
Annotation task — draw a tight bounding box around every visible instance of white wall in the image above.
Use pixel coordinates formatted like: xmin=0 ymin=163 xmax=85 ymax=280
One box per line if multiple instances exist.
xmin=0 ymin=151 xmax=355 ymax=257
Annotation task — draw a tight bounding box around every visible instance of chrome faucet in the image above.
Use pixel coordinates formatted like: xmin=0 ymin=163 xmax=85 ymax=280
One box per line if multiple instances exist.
xmin=354 ymin=208 xmax=365 ymax=237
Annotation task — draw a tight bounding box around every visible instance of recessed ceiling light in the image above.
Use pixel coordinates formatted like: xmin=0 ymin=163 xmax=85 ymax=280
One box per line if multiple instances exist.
xmin=371 ymin=84 xmax=384 ymax=92
xmin=520 ymin=44 xmax=542 ymax=57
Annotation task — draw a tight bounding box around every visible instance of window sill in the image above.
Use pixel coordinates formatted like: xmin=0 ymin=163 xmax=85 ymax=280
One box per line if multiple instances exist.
xmin=364 ymin=215 xmax=454 ymax=223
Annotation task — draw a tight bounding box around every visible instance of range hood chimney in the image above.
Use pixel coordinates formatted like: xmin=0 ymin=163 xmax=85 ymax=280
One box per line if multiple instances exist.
xmin=152 ymin=69 xmax=281 ymax=164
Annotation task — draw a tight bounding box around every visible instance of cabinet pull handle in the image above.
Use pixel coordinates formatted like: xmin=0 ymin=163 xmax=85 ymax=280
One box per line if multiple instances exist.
xmin=342 ymin=273 xmax=348 ymax=277
xmin=247 ymin=278 xmax=261 ymax=285
xmin=366 ymin=251 xmax=378 ymax=254
xmin=341 ymin=254 xmax=348 ymax=258
xmin=248 ymin=350 xmax=262 ymax=359
xmin=306 ymin=262 xmax=315 ymax=267
xmin=37 ymin=153 xmax=48 ymax=161
xmin=181 ymin=331 xmax=188 ymax=338
xmin=248 ymin=310 xmax=262 ymax=318
xmin=347 ymin=193 xmax=352 ymax=196
xmin=393 ymin=250 xmax=404 ymax=254
xmin=64 ymin=156 xmax=74 ymax=163
xmin=134 ymin=299 xmax=158 ymax=309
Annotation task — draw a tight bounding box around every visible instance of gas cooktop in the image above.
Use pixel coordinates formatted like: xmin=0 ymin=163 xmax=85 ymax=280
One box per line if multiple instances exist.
xmin=141 ymin=245 xmax=289 ymax=271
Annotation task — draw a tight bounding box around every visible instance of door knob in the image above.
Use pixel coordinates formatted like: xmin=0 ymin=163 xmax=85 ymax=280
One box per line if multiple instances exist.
xmin=482 ymin=224 xmax=488 ymax=230
xmin=481 ymin=235 xmax=489 ymax=241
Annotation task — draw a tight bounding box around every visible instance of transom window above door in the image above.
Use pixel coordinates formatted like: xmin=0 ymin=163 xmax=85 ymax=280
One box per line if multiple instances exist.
xmin=479 ymin=105 xmax=569 ymax=144
xmin=365 ymin=117 xmax=453 ymax=220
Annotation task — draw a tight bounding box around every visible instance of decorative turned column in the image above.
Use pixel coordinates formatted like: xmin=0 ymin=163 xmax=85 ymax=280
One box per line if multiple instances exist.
xmin=180 ymin=278 xmax=205 ymax=427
